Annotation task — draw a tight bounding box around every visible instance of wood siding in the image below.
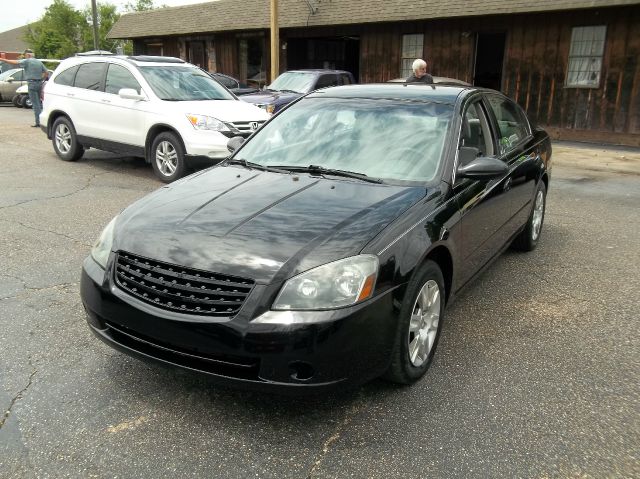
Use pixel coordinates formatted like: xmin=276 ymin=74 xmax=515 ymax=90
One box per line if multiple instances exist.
xmin=134 ymin=5 xmax=640 ymax=145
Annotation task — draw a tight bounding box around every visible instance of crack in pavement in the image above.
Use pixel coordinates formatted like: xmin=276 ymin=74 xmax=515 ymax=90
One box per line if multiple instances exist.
xmin=0 ymin=281 xmax=79 ymax=302
xmin=0 ymin=172 xmax=106 ymax=211
xmin=306 ymin=395 xmax=365 ymax=479
xmin=0 ymin=218 xmax=92 ymax=248
xmin=0 ymin=368 xmax=37 ymax=430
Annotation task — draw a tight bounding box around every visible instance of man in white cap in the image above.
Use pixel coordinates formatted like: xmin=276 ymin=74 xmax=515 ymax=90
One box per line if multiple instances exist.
xmin=4 ymin=49 xmax=47 ymax=127
xmin=405 ymin=58 xmax=434 ymax=84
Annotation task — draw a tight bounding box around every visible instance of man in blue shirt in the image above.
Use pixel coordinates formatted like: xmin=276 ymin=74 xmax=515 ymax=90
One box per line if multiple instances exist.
xmin=3 ymin=49 xmax=47 ymax=127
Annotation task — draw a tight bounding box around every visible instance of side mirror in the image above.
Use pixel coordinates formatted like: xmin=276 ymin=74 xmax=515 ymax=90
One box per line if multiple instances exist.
xmin=6 ymin=78 xmax=13 ymax=83
xmin=118 ymin=88 xmax=146 ymax=101
xmin=457 ymin=156 xmax=509 ymax=180
xmin=227 ymin=136 xmax=245 ymax=153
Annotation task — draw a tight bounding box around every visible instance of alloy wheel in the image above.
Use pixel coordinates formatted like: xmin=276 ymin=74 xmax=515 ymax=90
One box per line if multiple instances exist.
xmin=531 ymin=189 xmax=545 ymax=241
xmin=407 ymin=279 xmax=441 ymax=367
xmin=55 ymin=124 xmax=72 ymax=154
xmin=155 ymin=141 xmax=178 ymax=177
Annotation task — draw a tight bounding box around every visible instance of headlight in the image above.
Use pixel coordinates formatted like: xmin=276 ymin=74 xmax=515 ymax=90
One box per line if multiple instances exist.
xmin=186 ymin=114 xmax=231 ymax=132
xmin=90 ymin=216 xmax=118 ymax=269
xmin=273 ymin=255 xmax=378 ymax=310
xmin=265 ymin=104 xmax=275 ymax=114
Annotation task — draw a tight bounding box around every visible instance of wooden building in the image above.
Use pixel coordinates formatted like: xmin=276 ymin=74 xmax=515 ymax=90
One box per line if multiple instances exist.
xmin=107 ymin=0 xmax=640 ymax=146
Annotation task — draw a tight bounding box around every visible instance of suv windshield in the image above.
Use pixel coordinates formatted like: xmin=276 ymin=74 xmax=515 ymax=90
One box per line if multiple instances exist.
xmin=139 ymin=66 xmax=235 ymax=101
xmin=236 ymin=97 xmax=453 ymax=182
xmin=268 ymin=72 xmax=316 ymax=93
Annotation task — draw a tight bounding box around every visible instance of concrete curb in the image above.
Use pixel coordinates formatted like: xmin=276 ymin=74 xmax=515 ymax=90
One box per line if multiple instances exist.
xmin=552 ymin=141 xmax=640 ymax=176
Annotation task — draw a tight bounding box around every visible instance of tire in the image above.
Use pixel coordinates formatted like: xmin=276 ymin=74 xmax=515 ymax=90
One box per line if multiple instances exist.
xmin=12 ymin=94 xmax=23 ymax=108
xmin=20 ymin=95 xmax=32 ymax=109
xmin=512 ymin=180 xmax=547 ymax=252
xmin=150 ymin=132 xmax=186 ymax=183
xmin=52 ymin=117 xmax=85 ymax=162
xmin=384 ymin=260 xmax=445 ymax=384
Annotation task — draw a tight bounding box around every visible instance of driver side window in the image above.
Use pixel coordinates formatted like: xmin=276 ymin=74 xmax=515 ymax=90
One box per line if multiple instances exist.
xmin=458 ymin=101 xmax=493 ymax=167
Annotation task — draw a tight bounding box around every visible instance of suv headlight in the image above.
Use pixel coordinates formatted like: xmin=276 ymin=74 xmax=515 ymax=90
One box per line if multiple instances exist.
xmin=91 ymin=216 xmax=118 ymax=269
xmin=272 ymin=255 xmax=378 ymax=310
xmin=186 ymin=114 xmax=231 ymax=132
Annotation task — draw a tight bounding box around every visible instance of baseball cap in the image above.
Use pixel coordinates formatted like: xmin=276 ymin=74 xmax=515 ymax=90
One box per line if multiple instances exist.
xmin=23 ymin=48 xmax=34 ymax=54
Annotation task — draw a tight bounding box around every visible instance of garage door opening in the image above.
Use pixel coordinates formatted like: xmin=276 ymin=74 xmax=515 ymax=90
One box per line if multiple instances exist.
xmin=286 ymin=37 xmax=360 ymax=81
xmin=473 ymin=32 xmax=506 ymax=91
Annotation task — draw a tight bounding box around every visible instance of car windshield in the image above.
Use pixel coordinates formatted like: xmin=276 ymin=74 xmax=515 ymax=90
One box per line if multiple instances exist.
xmin=0 ymin=69 xmax=21 ymax=80
xmin=139 ymin=66 xmax=235 ymax=101
xmin=267 ymin=72 xmax=316 ymax=93
xmin=235 ymin=97 xmax=453 ymax=182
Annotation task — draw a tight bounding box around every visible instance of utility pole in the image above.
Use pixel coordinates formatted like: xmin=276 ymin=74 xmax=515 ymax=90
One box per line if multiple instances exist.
xmin=91 ymin=0 xmax=99 ymax=50
xmin=270 ymin=0 xmax=279 ymax=82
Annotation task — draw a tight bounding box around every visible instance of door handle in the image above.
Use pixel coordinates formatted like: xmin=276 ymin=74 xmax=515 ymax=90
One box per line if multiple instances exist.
xmin=503 ymin=177 xmax=512 ymax=191
xmin=101 ymin=99 xmax=111 ymax=103
xmin=66 ymin=93 xmax=75 ymax=97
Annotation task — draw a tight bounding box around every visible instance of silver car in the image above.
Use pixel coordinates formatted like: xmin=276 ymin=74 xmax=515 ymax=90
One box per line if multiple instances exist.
xmin=0 ymin=68 xmax=26 ymax=103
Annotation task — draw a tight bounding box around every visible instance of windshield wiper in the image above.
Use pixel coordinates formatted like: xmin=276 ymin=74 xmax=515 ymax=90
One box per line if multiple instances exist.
xmin=225 ymin=158 xmax=287 ymax=173
xmin=274 ymin=165 xmax=383 ymax=184
xmin=278 ymin=89 xmax=301 ymax=94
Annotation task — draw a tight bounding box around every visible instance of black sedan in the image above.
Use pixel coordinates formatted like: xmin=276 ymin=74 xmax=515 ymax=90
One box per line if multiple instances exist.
xmin=80 ymin=84 xmax=551 ymax=393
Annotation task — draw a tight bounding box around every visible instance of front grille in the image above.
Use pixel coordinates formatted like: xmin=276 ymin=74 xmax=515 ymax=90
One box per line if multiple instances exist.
xmin=228 ymin=120 xmax=265 ymax=135
xmin=114 ymin=252 xmax=254 ymax=317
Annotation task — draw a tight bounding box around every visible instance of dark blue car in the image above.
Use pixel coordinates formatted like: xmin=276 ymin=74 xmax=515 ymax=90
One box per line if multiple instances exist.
xmin=240 ymin=69 xmax=355 ymax=114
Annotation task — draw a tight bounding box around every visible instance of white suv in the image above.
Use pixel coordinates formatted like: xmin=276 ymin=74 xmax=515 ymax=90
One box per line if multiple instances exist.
xmin=40 ymin=55 xmax=270 ymax=182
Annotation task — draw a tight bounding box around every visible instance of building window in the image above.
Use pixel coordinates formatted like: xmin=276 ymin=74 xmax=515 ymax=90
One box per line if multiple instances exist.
xmin=400 ymin=34 xmax=424 ymax=78
xmin=565 ymin=26 xmax=606 ymax=88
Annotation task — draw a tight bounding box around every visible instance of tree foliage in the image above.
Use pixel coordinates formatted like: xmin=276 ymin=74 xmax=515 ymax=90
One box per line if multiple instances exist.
xmin=24 ymin=0 xmax=163 ymax=59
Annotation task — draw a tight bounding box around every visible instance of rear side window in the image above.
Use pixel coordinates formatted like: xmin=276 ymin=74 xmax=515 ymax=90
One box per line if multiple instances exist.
xmin=315 ymin=74 xmax=338 ymax=89
xmin=12 ymin=70 xmax=24 ymax=81
xmin=74 ymin=63 xmax=106 ymax=91
xmin=105 ymin=64 xmax=141 ymax=95
xmin=340 ymin=74 xmax=353 ymax=85
xmin=486 ymin=95 xmax=530 ymax=154
xmin=54 ymin=66 xmax=79 ymax=86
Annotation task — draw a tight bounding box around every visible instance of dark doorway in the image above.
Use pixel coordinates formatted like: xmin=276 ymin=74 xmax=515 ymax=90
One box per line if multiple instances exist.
xmin=473 ymin=32 xmax=506 ymax=91
xmin=187 ymin=41 xmax=207 ymax=69
xmin=287 ymin=37 xmax=360 ymax=81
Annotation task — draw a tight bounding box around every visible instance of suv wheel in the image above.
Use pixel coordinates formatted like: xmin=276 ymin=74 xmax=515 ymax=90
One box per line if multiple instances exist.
xmin=151 ymin=132 xmax=186 ymax=183
xmin=52 ymin=117 xmax=84 ymax=161
xmin=21 ymin=95 xmax=32 ymax=109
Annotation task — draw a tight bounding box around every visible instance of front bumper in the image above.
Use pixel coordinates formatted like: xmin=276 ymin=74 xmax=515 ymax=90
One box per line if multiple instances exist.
xmin=80 ymin=256 xmax=400 ymax=394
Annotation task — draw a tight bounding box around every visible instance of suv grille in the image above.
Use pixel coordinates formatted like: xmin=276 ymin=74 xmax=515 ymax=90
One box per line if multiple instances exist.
xmin=114 ymin=252 xmax=254 ymax=317
xmin=228 ymin=120 xmax=265 ymax=135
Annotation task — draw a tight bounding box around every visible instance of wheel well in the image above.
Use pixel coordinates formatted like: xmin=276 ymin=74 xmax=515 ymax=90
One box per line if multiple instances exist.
xmin=425 ymin=245 xmax=453 ymax=304
xmin=145 ymin=125 xmax=185 ymax=164
xmin=541 ymin=172 xmax=549 ymax=191
xmin=46 ymin=111 xmax=72 ymax=138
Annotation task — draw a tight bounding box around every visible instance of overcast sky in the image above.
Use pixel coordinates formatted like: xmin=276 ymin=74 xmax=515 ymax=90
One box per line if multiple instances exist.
xmin=0 ymin=0 xmax=212 ymax=34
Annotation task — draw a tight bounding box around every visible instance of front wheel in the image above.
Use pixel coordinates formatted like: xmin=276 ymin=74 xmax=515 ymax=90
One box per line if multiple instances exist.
xmin=52 ymin=117 xmax=84 ymax=161
xmin=512 ymin=180 xmax=547 ymax=251
xmin=20 ymin=95 xmax=32 ymax=109
xmin=384 ymin=260 xmax=445 ymax=384
xmin=150 ymin=132 xmax=186 ymax=183
xmin=12 ymin=94 xmax=23 ymax=108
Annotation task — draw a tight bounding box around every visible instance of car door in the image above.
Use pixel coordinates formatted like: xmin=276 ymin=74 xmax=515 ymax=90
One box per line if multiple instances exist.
xmin=451 ymin=96 xmax=515 ymax=284
xmin=484 ymin=94 xmax=539 ymax=234
xmin=94 ymin=62 xmax=147 ymax=147
xmin=70 ymin=61 xmax=108 ymax=138
xmin=1 ymin=69 xmax=24 ymax=98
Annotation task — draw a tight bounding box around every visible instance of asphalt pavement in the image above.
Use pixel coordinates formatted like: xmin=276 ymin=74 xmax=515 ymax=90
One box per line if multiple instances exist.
xmin=1 ymin=104 xmax=639 ymax=478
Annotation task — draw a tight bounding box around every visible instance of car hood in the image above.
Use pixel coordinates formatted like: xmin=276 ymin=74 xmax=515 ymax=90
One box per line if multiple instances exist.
xmin=114 ymin=166 xmax=426 ymax=284
xmin=240 ymin=91 xmax=302 ymax=106
xmin=170 ymin=99 xmax=270 ymax=122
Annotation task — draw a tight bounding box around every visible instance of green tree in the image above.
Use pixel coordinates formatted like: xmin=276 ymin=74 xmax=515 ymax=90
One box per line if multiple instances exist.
xmin=82 ymin=3 xmax=121 ymax=52
xmin=24 ymin=0 xmax=85 ymax=59
xmin=123 ymin=0 xmax=157 ymax=12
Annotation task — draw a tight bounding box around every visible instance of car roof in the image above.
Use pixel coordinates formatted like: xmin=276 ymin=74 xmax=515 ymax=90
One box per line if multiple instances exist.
xmin=285 ymin=69 xmax=352 ymax=75
xmin=306 ymin=83 xmax=473 ymax=104
xmin=56 ymin=55 xmax=195 ymax=69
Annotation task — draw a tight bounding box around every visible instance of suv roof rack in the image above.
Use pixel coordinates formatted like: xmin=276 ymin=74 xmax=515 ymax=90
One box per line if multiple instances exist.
xmin=127 ymin=55 xmax=185 ymax=64
xmin=76 ymin=50 xmax=114 ymax=56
